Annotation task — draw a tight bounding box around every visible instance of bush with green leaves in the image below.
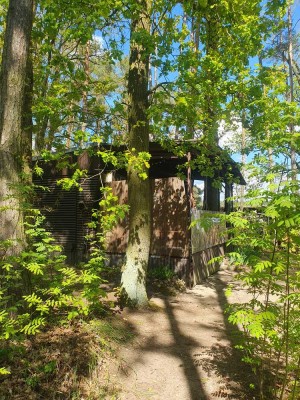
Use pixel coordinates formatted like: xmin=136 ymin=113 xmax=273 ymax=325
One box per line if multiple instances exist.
xmin=84 ymin=186 xmax=129 ymax=308
xmin=0 ymin=211 xmax=101 ymax=339
xmin=223 ymin=180 xmax=300 ymax=399
xmin=0 ymin=187 xmax=128 ymax=375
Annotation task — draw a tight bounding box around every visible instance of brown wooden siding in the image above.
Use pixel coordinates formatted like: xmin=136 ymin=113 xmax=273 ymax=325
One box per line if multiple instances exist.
xmin=105 ymin=177 xmax=189 ymax=259
xmin=151 ymin=178 xmax=189 ymax=257
xmin=192 ymin=244 xmax=225 ymax=284
xmin=34 ymin=174 xmax=101 ymax=263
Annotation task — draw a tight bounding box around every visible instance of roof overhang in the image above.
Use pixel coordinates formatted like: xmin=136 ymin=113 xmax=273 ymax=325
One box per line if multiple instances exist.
xmin=33 ymin=141 xmax=246 ymax=185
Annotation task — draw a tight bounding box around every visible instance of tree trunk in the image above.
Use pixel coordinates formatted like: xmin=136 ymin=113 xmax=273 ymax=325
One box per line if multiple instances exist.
xmin=81 ymin=40 xmax=90 ymax=135
xmin=203 ymin=0 xmax=219 ymax=142
xmin=287 ymin=5 xmax=297 ymax=180
xmin=121 ymin=0 xmax=151 ymax=306
xmin=240 ymin=108 xmax=246 ymax=210
xmin=0 ymin=0 xmax=33 ymax=256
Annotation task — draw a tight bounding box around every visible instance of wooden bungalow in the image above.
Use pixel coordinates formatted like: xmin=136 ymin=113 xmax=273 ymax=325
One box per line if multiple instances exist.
xmin=33 ymin=141 xmax=245 ymax=285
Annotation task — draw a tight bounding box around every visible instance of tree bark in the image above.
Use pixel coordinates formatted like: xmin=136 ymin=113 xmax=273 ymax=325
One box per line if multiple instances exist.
xmin=0 ymin=0 xmax=33 ymax=256
xmin=81 ymin=40 xmax=90 ymax=135
xmin=203 ymin=0 xmax=219 ymax=142
xmin=287 ymin=5 xmax=297 ymax=180
xmin=121 ymin=0 xmax=152 ymax=306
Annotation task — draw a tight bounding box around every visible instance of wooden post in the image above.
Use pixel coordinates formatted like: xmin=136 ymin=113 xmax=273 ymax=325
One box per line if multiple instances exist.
xmin=225 ymin=183 xmax=233 ymax=214
xmin=203 ymin=178 xmax=220 ymax=211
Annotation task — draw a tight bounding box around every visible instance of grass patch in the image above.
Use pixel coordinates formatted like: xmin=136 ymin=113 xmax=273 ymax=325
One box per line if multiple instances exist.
xmin=90 ymin=318 xmax=135 ymax=347
xmin=147 ymin=276 xmax=186 ymax=296
xmin=147 ymin=300 xmax=164 ymax=311
xmin=148 ymin=266 xmax=175 ymax=281
xmin=147 ymin=266 xmax=186 ymax=296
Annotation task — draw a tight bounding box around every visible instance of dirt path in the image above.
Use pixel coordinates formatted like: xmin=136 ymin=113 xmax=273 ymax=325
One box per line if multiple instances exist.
xmin=107 ymin=270 xmax=257 ymax=400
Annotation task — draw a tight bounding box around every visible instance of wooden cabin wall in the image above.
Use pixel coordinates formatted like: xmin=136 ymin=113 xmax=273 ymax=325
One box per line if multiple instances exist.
xmin=34 ymin=171 xmax=190 ymax=272
xmin=192 ymin=244 xmax=225 ymax=284
xmin=151 ymin=177 xmax=189 ymax=258
xmin=32 ymin=146 xmax=244 ymax=283
xmin=104 ymin=180 xmax=129 ymax=253
xmin=105 ymin=177 xmax=190 ymax=277
xmin=34 ymin=173 xmax=101 ymax=263
xmin=34 ymin=170 xmax=231 ymax=283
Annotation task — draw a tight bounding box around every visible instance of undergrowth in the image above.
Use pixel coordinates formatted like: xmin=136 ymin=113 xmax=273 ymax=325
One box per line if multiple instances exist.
xmin=0 ymin=317 xmax=135 ymax=399
xmin=220 ymin=179 xmax=300 ymax=400
xmin=147 ymin=266 xmax=186 ymax=296
xmin=0 ymin=186 xmax=128 ymax=377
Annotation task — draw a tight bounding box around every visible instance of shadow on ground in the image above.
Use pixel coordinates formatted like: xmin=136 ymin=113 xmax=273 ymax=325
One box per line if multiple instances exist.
xmin=192 ymin=273 xmax=259 ymax=399
xmin=118 ymin=271 xmax=260 ymax=399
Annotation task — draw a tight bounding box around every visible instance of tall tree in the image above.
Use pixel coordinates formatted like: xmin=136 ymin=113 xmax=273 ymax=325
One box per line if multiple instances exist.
xmin=0 ymin=0 xmax=33 ymax=256
xmin=32 ymin=1 xmax=125 ymax=153
xmin=287 ymin=3 xmax=297 ymax=179
xmin=119 ymin=0 xmax=282 ymax=304
xmin=120 ymin=0 xmax=152 ymax=306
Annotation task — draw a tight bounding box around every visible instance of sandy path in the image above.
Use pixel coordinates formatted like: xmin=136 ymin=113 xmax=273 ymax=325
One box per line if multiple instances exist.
xmin=108 ymin=270 xmax=256 ymax=400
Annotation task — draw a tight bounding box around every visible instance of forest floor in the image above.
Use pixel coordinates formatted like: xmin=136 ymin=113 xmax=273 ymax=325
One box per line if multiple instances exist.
xmin=0 ymin=270 xmax=259 ymax=400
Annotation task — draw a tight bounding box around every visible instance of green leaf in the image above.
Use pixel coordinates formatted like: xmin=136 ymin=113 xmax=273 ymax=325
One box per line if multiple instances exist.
xmin=2 ymin=263 xmax=13 ymax=271
xmin=0 ymin=367 xmax=10 ymax=375
xmin=21 ymin=317 xmax=46 ymax=335
xmin=26 ymin=262 xmax=44 ymax=275
xmin=254 ymin=260 xmax=272 ymax=272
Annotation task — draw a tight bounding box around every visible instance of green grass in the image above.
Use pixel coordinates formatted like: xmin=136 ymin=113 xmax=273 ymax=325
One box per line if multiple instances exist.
xmin=148 ymin=266 xmax=175 ymax=281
